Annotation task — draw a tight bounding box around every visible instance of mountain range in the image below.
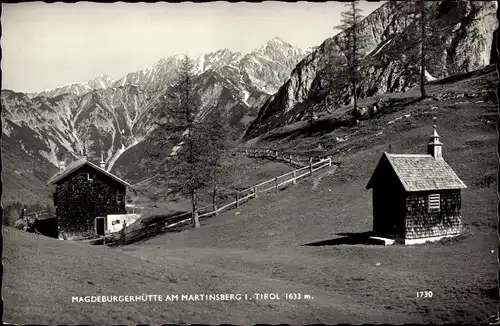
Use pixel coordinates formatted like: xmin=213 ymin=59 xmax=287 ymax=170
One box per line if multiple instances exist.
xmin=1 ymin=37 xmax=313 ymax=205
xmin=2 ymin=0 xmax=498 ymax=207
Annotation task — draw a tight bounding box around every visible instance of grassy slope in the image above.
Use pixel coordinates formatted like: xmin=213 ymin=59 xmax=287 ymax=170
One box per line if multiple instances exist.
xmin=3 ymin=226 xmax=404 ymax=324
xmin=247 ymin=65 xmax=497 ymax=157
xmin=3 ymin=65 xmax=498 ymax=324
xmin=1 ymin=135 xmax=58 ymax=206
xmin=132 ymin=156 xmax=294 ymax=213
xmin=123 ymin=65 xmax=499 ymax=323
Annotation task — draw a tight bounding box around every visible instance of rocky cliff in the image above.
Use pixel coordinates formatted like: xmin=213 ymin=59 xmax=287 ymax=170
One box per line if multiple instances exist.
xmin=2 ymin=38 xmax=312 ymax=204
xmin=244 ymin=0 xmax=498 ymax=140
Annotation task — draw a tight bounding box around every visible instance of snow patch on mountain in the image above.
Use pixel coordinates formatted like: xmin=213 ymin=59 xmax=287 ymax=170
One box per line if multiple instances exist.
xmin=106 ymin=143 xmax=126 ymax=171
xmin=197 ymin=55 xmax=206 ymax=74
xmin=39 ymin=139 xmax=60 ymax=167
xmin=170 ymin=144 xmax=183 ymax=156
xmin=372 ymin=39 xmax=393 ymax=56
xmin=242 ymin=90 xmax=250 ymax=106
xmin=425 ymin=70 xmax=436 ymax=81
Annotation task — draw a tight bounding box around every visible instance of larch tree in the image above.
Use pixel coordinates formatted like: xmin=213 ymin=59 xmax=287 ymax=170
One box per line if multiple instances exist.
xmin=335 ymin=0 xmax=366 ymax=111
xmin=156 ymin=55 xmax=230 ymax=228
xmin=398 ymin=0 xmax=435 ymax=99
xmin=418 ymin=0 xmax=427 ymax=98
xmin=318 ymin=49 xmax=346 ymax=114
xmin=202 ymin=106 xmax=233 ymax=215
xmin=414 ymin=0 xmax=434 ymax=99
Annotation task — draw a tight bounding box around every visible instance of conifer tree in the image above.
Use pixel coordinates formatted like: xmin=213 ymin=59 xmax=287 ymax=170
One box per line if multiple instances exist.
xmin=155 ymin=55 xmax=230 ymax=228
xmin=336 ymin=0 xmax=366 ymax=111
xmin=416 ymin=0 xmax=429 ymax=98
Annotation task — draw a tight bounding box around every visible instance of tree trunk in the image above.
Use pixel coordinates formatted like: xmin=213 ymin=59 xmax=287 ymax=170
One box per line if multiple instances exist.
xmin=212 ymin=184 xmax=217 ymax=204
xmin=325 ymin=97 xmax=333 ymax=114
xmin=352 ymin=80 xmax=358 ymax=111
xmin=420 ymin=0 xmax=427 ymax=99
xmin=191 ymin=190 xmax=200 ymax=228
xmin=352 ymin=2 xmax=358 ymax=111
xmin=212 ymin=184 xmax=218 ymax=214
xmin=309 ymin=109 xmax=314 ymax=136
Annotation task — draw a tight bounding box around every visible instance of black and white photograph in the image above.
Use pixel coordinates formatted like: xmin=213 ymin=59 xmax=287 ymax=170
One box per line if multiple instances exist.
xmin=2 ymin=1 xmax=499 ymax=324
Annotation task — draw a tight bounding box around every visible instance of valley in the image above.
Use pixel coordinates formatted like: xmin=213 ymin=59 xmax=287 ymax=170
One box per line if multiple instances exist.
xmin=2 ymin=0 xmax=498 ymax=324
xmin=1 ymin=38 xmax=313 ymax=206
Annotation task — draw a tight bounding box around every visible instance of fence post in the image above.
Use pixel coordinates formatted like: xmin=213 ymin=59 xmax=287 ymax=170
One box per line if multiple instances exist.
xmin=293 ymin=171 xmax=297 ymax=184
xmin=212 ymin=184 xmax=218 ymax=216
xmin=120 ymin=221 xmax=127 ymax=246
xmin=253 ymin=186 xmax=258 ymax=198
xmin=275 ymin=177 xmax=279 ymax=193
xmin=236 ymin=192 xmax=239 ymax=208
xmin=275 ymin=151 xmax=278 ymax=159
xmin=328 ymin=157 xmax=332 ymax=166
xmin=309 ymin=161 xmax=313 ymax=175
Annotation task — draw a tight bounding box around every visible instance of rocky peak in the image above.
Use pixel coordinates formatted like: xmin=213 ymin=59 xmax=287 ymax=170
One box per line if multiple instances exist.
xmin=87 ymin=74 xmax=114 ymax=90
xmin=255 ymin=37 xmax=295 ymax=56
xmin=244 ymin=0 xmax=498 ymax=140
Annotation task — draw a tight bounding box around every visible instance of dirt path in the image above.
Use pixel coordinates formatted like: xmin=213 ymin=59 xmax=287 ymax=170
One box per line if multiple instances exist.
xmin=311 ymin=166 xmax=338 ymax=190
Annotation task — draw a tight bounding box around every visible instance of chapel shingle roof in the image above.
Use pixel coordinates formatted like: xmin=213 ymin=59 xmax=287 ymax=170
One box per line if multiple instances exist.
xmin=366 ymin=153 xmax=467 ymax=192
xmin=46 ymin=157 xmax=132 ymax=188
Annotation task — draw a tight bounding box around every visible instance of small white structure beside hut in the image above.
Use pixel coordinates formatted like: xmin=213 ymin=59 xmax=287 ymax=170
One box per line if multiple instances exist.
xmin=95 ymin=213 xmax=141 ymax=235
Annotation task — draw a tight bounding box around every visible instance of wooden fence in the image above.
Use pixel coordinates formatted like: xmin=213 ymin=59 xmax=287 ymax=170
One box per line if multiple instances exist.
xmin=163 ymin=156 xmax=336 ymax=230
xmin=101 ymin=149 xmax=339 ymax=246
xmin=234 ymin=147 xmax=330 ymax=168
xmin=130 ymin=146 xmax=327 ymax=189
xmin=25 ymin=210 xmax=53 ymax=221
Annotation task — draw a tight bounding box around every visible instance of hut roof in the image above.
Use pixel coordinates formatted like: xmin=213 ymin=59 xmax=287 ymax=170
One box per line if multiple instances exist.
xmin=366 ymin=153 xmax=467 ymax=192
xmin=47 ymin=158 xmax=132 ymax=188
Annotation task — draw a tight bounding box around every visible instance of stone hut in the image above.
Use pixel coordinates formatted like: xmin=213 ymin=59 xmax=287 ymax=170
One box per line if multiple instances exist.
xmin=47 ymin=154 xmax=132 ymax=240
xmin=366 ymin=118 xmax=467 ymax=245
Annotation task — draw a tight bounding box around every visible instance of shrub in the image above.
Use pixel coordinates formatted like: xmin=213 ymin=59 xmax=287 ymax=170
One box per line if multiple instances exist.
xmin=3 ymin=202 xmax=23 ymax=226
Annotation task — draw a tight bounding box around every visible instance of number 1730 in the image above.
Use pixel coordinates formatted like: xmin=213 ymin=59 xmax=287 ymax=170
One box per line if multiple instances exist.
xmin=416 ymin=291 xmax=433 ymax=298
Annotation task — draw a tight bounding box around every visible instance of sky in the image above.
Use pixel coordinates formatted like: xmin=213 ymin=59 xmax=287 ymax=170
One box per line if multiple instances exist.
xmin=2 ymin=1 xmax=384 ymax=93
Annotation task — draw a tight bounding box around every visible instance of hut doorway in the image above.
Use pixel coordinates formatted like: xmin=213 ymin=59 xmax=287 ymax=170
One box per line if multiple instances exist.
xmin=95 ymin=217 xmax=106 ymax=236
